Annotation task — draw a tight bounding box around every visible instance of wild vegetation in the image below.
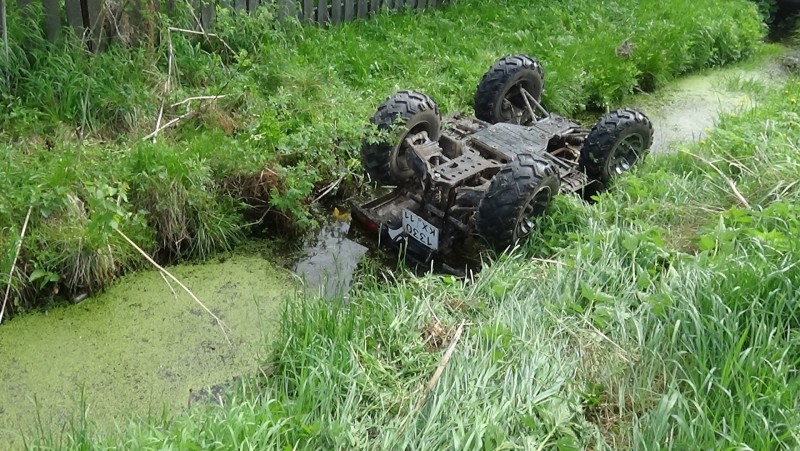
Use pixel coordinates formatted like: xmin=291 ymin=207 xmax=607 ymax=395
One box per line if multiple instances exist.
xmin=1 ymin=0 xmax=765 ymax=312
xmin=3 ymin=0 xmax=798 ymax=449
xmin=21 ymin=47 xmax=800 ymax=450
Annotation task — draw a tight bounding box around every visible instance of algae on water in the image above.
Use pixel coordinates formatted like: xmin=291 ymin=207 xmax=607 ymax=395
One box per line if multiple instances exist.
xmin=0 ymin=254 xmax=295 ymax=445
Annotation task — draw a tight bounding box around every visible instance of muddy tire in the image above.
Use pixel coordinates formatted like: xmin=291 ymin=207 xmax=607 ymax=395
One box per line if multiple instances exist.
xmin=362 ymin=91 xmax=442 ymax=186
xmin=579 ymin=109 xmax=654 ymax=184
xmin=474 ymin=54 xmax=544 ymax=125
xmin=476 ymin=154 xmax=560 ymax=251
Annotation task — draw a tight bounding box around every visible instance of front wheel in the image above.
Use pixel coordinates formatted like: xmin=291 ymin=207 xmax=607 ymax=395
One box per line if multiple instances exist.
xmin=579 ymin=109 xmax=654 ymax=185
xmin=361 ymin=91 xmax=442 ymax=186
xmin=476 ymin=154 xmax=560 ymax=251
xmin=474 ymin=54 xmax=545 ymax=126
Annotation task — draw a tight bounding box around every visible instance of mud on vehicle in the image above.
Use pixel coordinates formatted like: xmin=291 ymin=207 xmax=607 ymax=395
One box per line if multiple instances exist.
xmin=351 ymin=54 xmax=654 ymax=269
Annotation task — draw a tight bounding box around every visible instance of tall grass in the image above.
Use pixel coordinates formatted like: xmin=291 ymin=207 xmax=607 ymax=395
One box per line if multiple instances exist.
xmin=0 ymin=0 xmax=765 ymax=310
xmin=23 ymin=69 xmax=800 ymax=450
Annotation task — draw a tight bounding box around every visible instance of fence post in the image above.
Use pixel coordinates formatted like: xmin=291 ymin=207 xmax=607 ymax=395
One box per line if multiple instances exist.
xmin=343 ymin=0 xmax=352 ymax=20
xmin=330 ymin=0 xmax=340 ymax=24
xmin=1 ymin=0 xmax=7 ymax=89
xmin=316 ymin=0 xmax=327 ymax=23
xmin=277 ymin=0 xmax=296 ymax=20
xmin=85 ymin=0 xmax=105 ymax=51
xmin=201 ymin=0 xmax=214 ymax=30
xmin=65 ymin=0 xmax=84 ymax=38
xmin=10 ymin=0 xmax=60 ymax=44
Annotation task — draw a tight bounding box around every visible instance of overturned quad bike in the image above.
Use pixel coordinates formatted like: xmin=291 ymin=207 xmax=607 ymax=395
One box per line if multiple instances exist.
xmin=351 ymin=54 xmax=654 ymax=270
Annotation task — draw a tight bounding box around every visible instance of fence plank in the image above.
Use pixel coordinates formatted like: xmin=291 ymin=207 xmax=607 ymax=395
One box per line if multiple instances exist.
xmin=428 ymin=0 xmax=435 ymax=7
xmin=65 ymin=0 xmax=84 ymax=37
xmin=277 ymin=0 xmax=286 ymax=19
xmin=16 ymin=0 xmax=32 ymax=8
xmin=344 ymin=0 xmax=353 ymax=20
xmin=201 ymin=0 xmax=215 ymax=30
xmin=303 ymin=0 xmax=313 ymax=21
xmin=330 ymin=0 xmax=340 ymax=24
xmin=356 ymin=0 xmax=366 ymax=17
xmin=248 ymin=0 xmax=260 ymax=12
xmin=317 ymin=0 xmax=327 ymax=23
xmin=277 ymin=0 xmax=296 ymax=19
xmin=85 ymin=0 xmax=105 ymax=51
xmin=234 ymin=0 xmax=246 ymax=11
xmin=127 ymin=0 xmax=144 ymax=45
xmin=416 ymin=0 xmax=425 ymax=8
xmin=41 ymin=0 xmax=60 ymax=41
xmin=407 ymin=0 xmax=416 ymax=9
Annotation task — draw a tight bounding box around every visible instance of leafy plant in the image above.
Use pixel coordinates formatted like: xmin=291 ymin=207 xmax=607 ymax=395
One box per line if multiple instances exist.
xmin=0 ymin=0 xmax=767 ymax=312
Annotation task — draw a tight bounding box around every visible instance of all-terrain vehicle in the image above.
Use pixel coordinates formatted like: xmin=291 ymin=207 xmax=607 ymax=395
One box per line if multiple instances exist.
xmin=351 ymin=54 xmax=653 ymax=268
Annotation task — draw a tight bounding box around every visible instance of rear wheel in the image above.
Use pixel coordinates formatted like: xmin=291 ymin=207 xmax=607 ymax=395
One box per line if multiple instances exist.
xmin=476 ymin=154 xmax=560 ymax=251
xmin=362 ymin=91 xmax=442 ymax=186
xmin=579 ymin=109 xmax=654 ymax=184
xmin=474 ymin=54 xmax=544 ymax=125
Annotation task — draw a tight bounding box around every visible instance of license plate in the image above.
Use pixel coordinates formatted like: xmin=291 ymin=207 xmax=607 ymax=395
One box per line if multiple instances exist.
xmin=402 ymin=210 xmax=439 ymax=250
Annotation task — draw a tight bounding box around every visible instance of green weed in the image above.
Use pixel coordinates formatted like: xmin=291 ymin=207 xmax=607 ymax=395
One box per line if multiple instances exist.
xmin=25 ymin=65 xmax=800 ymax=451
xmin=0 ymin=0 xmax=767 ymax=311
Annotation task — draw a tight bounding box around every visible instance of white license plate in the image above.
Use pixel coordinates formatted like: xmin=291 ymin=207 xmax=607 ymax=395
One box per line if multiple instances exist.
xmin=402 ymin=210 xmax=439 ymax=250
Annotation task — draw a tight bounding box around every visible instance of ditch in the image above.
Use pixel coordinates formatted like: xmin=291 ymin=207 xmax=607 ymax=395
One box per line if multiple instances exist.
xmin=0 ymin=45 xmax=793 ymax=448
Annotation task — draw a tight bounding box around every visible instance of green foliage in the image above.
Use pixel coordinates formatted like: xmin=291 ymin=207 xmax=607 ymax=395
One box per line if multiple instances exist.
xmin=751 ymin=0 xmax=779 ymax=23
xmin=0 ymin=0 xmax=766 ymax=310
xmin=19 ymin=74 xmax=800 ymax=450
xmin=4 ymin=1 xmax=795 ymax=447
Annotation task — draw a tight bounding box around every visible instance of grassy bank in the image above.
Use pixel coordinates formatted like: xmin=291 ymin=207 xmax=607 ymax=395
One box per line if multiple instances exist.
xmin=1 ymin=0 xmax=765 ymax=312
xmin=24 ymin=60 xmax=800 ymax=450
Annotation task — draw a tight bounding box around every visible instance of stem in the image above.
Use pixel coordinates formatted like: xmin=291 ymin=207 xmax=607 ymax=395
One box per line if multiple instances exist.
xmin=115 ymin=228 xmax=231 ymax=344
xmin=141 ymin=111 xmax=194 ymax=141
xmin=680 ymin=149 xmax=751 ymax=209
xmin=1 ymin=207 xmax=33 ymax=325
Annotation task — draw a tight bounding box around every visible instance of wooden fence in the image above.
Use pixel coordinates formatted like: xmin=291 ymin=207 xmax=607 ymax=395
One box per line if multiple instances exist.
xmin=6 ymin=0 xmax=450 ymax=51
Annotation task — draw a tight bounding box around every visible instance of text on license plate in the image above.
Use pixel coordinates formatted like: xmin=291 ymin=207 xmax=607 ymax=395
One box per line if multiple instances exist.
xmin=402 ymin=210 xmax=439 ymax=250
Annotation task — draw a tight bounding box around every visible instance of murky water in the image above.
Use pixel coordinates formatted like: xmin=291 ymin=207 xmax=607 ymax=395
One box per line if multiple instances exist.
xmin=625 ymin=56 xmax=788 ymax=152
xmin=293 ymin=220 xmax=369 ymax=299
xmin=0 ymin=255 xmax=294 ymax=446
